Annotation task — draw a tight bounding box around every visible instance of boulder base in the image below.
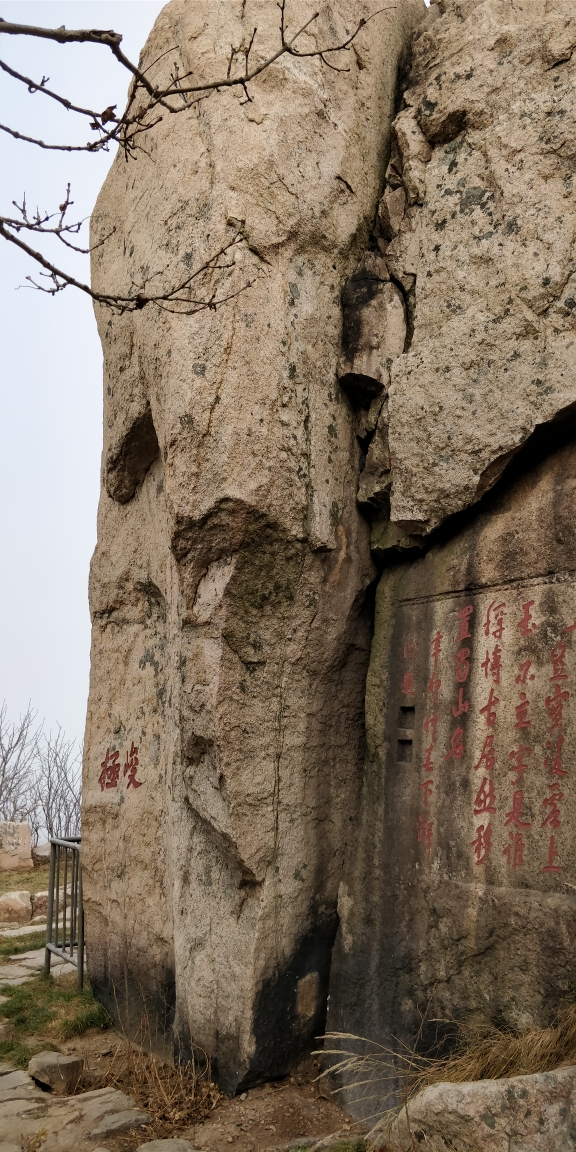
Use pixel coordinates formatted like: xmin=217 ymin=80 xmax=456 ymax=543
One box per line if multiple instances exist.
xmin=373 ymin=1066 xmax=576 ymax=1152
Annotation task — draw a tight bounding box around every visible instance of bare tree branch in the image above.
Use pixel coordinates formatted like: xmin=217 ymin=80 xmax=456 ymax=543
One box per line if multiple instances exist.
xmin=0 ymin=4 xmax=394 ymax=312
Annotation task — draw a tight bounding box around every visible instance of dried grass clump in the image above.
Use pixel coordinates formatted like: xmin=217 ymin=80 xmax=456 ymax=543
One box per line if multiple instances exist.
xmin=319 ymin=1003 xmax=576 ymax=1120
xmin=96 ymin=1035 xmax=221 ymax=1131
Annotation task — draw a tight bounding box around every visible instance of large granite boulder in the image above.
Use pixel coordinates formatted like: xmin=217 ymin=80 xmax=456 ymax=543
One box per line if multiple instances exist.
xmin=373 ymin=1066 xmax=576 ymax=1152
xmin=83 ymin=0 xmax=425 ymax=1090
xmin=366 ymin=0 xmax=576 ymax=533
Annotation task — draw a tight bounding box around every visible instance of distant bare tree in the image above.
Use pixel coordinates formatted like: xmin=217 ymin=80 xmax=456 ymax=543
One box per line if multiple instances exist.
xmin=30 ymin=726 xmax=82 ymax=842
xmin=0 ymin=702 xmax=39 ymax=823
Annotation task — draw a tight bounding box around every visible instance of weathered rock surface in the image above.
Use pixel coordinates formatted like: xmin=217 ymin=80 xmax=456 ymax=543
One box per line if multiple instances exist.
xmin=32 ymin=842 xmax=51 ymax=867
xmin=0 ymin=824 xmax=32 ymax=872
xmin=84 ymin=0 xmax=425 ymax=1090
xmin=329 ymin=431 xmax=576 ymax=1115
xmin=373 ymin=1065 xmax=576 ymax=1152
xmin=365 ymin=0 xmax=576 ymax=534
xmin=29 ymin=1052 xmax=84 ymax=1095
xmin=0 ymin=891 xmax=31 ymax=925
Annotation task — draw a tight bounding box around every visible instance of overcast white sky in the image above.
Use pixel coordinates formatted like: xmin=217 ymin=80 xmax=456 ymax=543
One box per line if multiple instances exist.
xmin=0 ymin=2 xmax=164 ymax=746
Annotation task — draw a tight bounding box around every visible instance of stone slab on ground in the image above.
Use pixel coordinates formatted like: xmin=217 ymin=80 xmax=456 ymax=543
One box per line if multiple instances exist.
xmin=0 ymin=976 xmax=32 ymax=987
xmin=136 ymin=1141 xmax=196 ymax=1151
xmin=0 ymin=923 xmax=46 ymax=938
xmin=372 ymin=1065 xmax=576 ymax=1152
xmin=0 ymin=1083 xmax=148 ymax=1151
xmin=0 ymin=963 xmax=34 ymax=979
xmin=0 ymin=1071 xmax=33 ymax=1091
xmin=90 ymin=1107 xmax=153 ymax=1137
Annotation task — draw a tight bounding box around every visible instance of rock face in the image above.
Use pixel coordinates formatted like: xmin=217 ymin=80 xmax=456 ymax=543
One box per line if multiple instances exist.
xmin=325 ymin=0 xmax=576 ymax=1120
xmin=363 ymin=0 xmax=576 ymax=534
xmin=0 ymin=823 xmax=33 ymax=872
xmin=374 ymin=1066 xmax=576 ymax=1152
xmin=84 ymin=0 xmax=425 ymax=1090
xmin=328 ymin=429 xmax=576 ymax=1115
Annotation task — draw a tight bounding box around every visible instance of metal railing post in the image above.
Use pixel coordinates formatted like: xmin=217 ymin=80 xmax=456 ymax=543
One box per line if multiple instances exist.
xmin=44 ymin=836 xmax=83 ymax=990
xmin=43 ymin=840 xmax=56 ymax=976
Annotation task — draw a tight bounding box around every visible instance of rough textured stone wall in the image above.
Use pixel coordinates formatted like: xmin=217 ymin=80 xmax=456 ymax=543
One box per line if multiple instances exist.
xmin=328 ymin=0 xmax=576 ymax=1119
xmin=83 ymin=0 xmax=425 ymax=1091
xmin=360 ymin=0 xmax=576 ymax=536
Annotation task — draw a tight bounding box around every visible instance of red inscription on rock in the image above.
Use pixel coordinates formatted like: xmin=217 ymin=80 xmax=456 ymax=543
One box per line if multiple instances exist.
xmin=99 ymin=748 xmax=120 ymax=792
xmin=474 ymin=734 xmax=496 ymax=773
xmin=472 ymin=823 xmax=492 ymax=865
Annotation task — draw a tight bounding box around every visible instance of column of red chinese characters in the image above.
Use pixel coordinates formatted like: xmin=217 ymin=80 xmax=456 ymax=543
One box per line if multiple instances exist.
xmin=540 ymin=629 xmax=571 ymax=874
xmin=418 ymin=630 xmax=442 ymax=858
xmin=471 ymin=600 xmax=504 ymax=865
xmin=502 ymin=601 xmax=537 ymax=868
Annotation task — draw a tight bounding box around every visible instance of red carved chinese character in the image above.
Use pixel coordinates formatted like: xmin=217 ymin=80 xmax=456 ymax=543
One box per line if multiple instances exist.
xmin=550 ymin=639 xmax=568 ymax=682
xmin=431 ymin=631 xmax=443 ymax=668
xmin=479 ymin=687 xmax=499 ymax=727
xmin=474 ymin=733 xmax=496 ymax=773
xmin=545 ymin=683 xmax=570 ymax=732
xmin=417 ymin=814 xmax=434 ymax=858
xmin=457 ymin=604 xmax=474 ymax=640
xmin=484 ymin=600 xmax=505 ymax=640
xmin=427 ymin=673 xmax=441 ymax=704
xmin=481 ymin=645 xmax=502 ymax=685
xmin=515 ymin=659 xmax=535 ymax=685
xmin=503 ymin=831 xmax=525 ymax=869
xmin=504 ymin=789 xmax=531 ymax=830
xmin=544 ymin=732 xmax=567 ymax=777
xmin=420 ymin=779 xmax=434 ymax=807
xmin=124 ymin=742 xmax=143 ymax=790
xmin=542 ymin=785 xmax=563 ymax=830
xmin=422 ymin=744 xmax=435 ymax=773
xmin=451 ymin=687 xmax=470 ymax=717
xmin=99 ymin=748 xmax=120 ymax=792
xmin=404 ymin=638 xmax=418 ymax=660
xmin=471 ymin=822 xmax=492 ymax=865
xmin=423 ymin=712 xmax=439 ymax=744
xmin=514 ymin=692 xmax=531 ymax=729
xmin=517 ymin=600 xmax=537 ymax=636
xmin=565 ymin=620 xmax=576 ymax=633
xmin=401 ymin=671 xmax=415 ymax=695
xmin=454 ymin=647 xmax=471 ymax=684
xmin=473 ymin=777 xmax=496 ymax=815
xmin=508 ymin=744 xmax=531 ymax=786
xmin=444 ymin=726 xmax=465 ymax=761
xmin=543 ymin=834 xmax=561 ymax=873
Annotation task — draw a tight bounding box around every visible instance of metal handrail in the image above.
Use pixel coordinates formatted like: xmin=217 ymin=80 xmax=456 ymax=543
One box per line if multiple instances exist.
xmin=44 ymin=836 xmax=84 ymax=990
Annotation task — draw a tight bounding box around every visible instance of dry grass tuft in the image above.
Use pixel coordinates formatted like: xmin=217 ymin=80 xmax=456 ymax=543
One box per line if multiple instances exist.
xmin=318 ymin=1004 xmax=576 ymax=1132
xmin=95 ymin=1026 xmax=222 ymax=1134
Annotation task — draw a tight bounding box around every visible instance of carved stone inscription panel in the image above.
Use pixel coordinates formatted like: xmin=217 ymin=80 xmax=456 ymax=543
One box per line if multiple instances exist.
xmin=327 ymin=439 xmax=576 ymax=1119
xmin=395 ymin=577 xmax=576 ymax=886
